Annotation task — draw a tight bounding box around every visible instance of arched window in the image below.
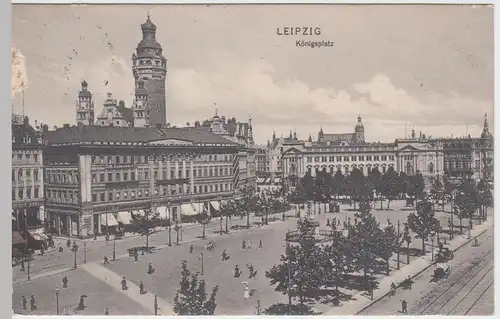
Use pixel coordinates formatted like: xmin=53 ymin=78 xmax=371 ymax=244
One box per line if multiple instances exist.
xmin=405 ymin=162 xmax=412 ymax=175
xmin=428 ymin=162 xmax=434 ymax=173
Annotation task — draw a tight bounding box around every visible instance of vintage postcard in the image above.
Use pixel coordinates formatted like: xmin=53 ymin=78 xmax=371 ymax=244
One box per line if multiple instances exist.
xmin=11 ymin=3 xmax=494 ymax=316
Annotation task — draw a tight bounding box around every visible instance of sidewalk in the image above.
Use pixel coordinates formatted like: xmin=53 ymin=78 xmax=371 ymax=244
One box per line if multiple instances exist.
xmin=323 ymin=217 xmax=494 ymax=315
xmin=81 ymin=263 xmax=173 ymax=315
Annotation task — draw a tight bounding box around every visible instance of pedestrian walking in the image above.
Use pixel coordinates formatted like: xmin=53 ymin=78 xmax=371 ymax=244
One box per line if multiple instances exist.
xmin=243 ymin=283 xmax=250 ymax=299
xmin=76 ymin=295 xmax=86 ymax=310
xmin=190 ymin=244 xmax=194 ymax=254
xmin=247 ymin=240 xmax=252 ymax=249
xmin=104 ymin=308 xmax=110 ymax=315
xmin=66 ymin=239 xmax=71 ymax=248
xmin=147 ymin=263 xmax=155 ymax=275
xmin=121 ymin=277 xmax=127 ymax=290
xmin=139 ymin=281 xmax=146 ymax=294
xmin=247 ymin=264 xmax=254 ymax=278
xmin=103 ymin=256 xmax=109 ymax=264
xmin=62 ymin=276 xmax=68 ymax=288
xmin=221 ymin=250 xmax=229 ymax=261
xmin=22 ymin=296 xmax=27 ymax=310
xmin=134 ymin=250 xmax=139 ymax=261
xmin=234 ymin=265 xmax=241 ymax=278
xmin=337 ymin=219 xmax=340 ymax=226
xmin=30 ymin=295 xmax=37 ymax=311
xmin=40 ymin=246 xmax=44 ymax=256
xmin=258 ymin=240 xmax=263 ymax=249
xmin=401 ymin=299 xmax=408 ymax=314
xmin=242 ymin=240 xmax=246 ymax=249
xmin=390 ymin=282 xmax=397 ymax=296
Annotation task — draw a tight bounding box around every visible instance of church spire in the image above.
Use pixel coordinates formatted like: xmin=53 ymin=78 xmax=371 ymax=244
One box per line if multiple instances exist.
xmin=481 ymin=113 xmax=492 ymax=138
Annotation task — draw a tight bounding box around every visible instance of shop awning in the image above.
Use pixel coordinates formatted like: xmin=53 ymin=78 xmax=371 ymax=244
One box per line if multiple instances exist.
xmin=157 ymin=206 xmax=169 ymax=219
xmin=28 ymin=228 xmax=48 ymax=241
xmin=180 ymin=203 xmax=197 ymax=216
xmin=132 ymin=210 xmax=146 ymax=218
xmin=12 ymin=232 xmax=26 ymax=245
xmin=192 ymin=202 xmax=204 ymax=213
xmin=100 ymin=213 xmax=118 ymax=226
xmin=210 ymin=201 xmax=221 ymax=211
xmin=117 ymin=211 xmax=132 ymax=225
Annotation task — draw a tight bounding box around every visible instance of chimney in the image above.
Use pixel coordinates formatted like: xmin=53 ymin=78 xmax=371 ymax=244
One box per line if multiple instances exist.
xmin=23 ymin=116 xmax=29 ymax=126
xmin=42 ymin=124 xmax=49 ymax=132
xmin=35 ymin=120 xmax=38 ymax=127
xmin=54 ymin=125 xmax=58 ymax=130
xmin=63 ymin=123 xmax=70 ymax=128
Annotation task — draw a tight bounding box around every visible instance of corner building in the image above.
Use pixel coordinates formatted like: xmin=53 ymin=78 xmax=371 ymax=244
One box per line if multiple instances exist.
xmin=43 ymin=126 xmax=239 ymax=238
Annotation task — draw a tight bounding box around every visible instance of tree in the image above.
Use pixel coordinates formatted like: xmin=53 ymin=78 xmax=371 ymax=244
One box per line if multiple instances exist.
xmin=380 ymin=167 xmax=400 ymax=209
xmin=301 ymin=173 xmax=315 ymax=201
xmin=407 ymin=172 xmax=426 ymax=204
xmin=378 ymin=221 xmax=398 ymax=275
xmin=454 ymin=179 xmax=481 ymax=232
xmin=320 ymin=229 xmax=352 ymax=298
xmin=429 ymin=178 xmax=445 ymax=210
xmin=368 ymin=168 xmax=383 ymax=209
xmin=196 ymin=211 xmax=212 ymax=239
xmin=346 ymin=200 xmax=383 ymax=281
xmin=331 ymin=170 xmax=345 ymax=198
xmin=173 ymin=261 xmax=219 ymax=315
xmin=477 ymin=179 xmax=492 ymax=221
xmin=407 ymin=199 xmax=440 ymax=254
xmin=239 ymin=185 xmax=258 ymax=229
xmin=345 ymin=168 xmax=373 ymax=210
xmin=266 ymin=218 xmax=323 ymax=305
xmin=131 ymin=203 xmax=160 ymax=250
xmin=401 ymin=223 xmax=412 ymax=264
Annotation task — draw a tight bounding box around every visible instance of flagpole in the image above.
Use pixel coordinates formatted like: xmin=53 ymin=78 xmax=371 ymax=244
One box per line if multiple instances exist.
xmin=22 ymin=87 xmax=25 ymax=117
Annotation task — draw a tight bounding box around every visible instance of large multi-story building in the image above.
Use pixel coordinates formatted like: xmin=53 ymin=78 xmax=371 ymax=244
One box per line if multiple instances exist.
xmin=12 ymin=115 xmax=45 ymax=232
xmin=42 ymin=125 xmax=240 ymax=238
xmin=273 ymin=115 xmax=493 ymax=188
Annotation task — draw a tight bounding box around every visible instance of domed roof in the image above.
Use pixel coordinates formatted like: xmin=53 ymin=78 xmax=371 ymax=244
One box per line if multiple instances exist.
xmin=141 ymin=16 xmax=157 ymax=32
xmin=136 ymin=40 xmax=162 ymax=51
xmin=79 ymin=80 xmax=91 ymax=98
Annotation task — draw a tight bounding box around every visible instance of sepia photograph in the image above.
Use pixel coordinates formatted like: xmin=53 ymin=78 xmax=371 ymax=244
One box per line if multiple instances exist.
xmin=11 ymin=3 xmax=494 ymax=316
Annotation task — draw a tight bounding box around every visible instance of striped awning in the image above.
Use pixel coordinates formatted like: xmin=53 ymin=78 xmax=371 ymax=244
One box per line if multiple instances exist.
xmin=210 ymin=201 xmax=221 ymax=211
xmin=157 ymin=206 xmax=169 ymax=219
xmin=117 ymin=211 xmax=132 ymax=225
xmin=100 ymin=213 xmax=118 ymax=226
xmin=28 ymin=228 xmax=48 ymax=241
xmin=181 ymin=203 xmax=197 ymax=216
xmin=133 ymin=209 xmax=146 ymax=218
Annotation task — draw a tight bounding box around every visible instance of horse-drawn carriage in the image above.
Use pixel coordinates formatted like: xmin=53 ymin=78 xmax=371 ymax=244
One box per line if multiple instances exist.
xmin=435 ymin=247 xmax=454 ymax=263
xmin=433 ymin=262 xmax=451 ymax=280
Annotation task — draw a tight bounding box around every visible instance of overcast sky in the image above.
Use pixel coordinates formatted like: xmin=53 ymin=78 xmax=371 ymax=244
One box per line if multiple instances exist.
xmin=12 ymin=4 xmax=493 ymax=144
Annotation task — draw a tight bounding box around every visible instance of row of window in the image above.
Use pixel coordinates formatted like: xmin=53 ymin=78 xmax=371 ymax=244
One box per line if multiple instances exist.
xmin=12 ymin=168 xmax=40 ymax=182
xmin=12 ymin=152 xmax=41 ymax=163
xmin=306 ymin=155 xmax=395 ymax=163
xmin=307 ymin=165 xmax=389 ymax=175
xmin=444 ymin=161 xmax=472 ymax=170
xmin=91 ymin=154 xmax=233 ymax=165
xmin=46 ymin=171 xmax=80 ymax=184
xmin=12 ymin=186 xmax=41 ymax=201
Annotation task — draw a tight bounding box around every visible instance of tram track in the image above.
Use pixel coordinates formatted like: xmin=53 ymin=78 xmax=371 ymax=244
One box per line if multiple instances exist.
xmin=411 ymin=248 xmax=493 ymax=315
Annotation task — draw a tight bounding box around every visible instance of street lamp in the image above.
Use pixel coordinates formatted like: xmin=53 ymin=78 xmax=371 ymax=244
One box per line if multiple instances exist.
xmin=200 ymin=248 xmax=205 ymax=275
xmin=83 ymin=241 xmax=87 ymax=264
xmin=55 ymin=288 xmax=60 ymax=315
xmin=72 ymin=243 xmax=78 ymax=269
xmin=112 ymin=237 xmax=116 ymax=261
xmin=167 ymin=201 xmax=172 ymax=247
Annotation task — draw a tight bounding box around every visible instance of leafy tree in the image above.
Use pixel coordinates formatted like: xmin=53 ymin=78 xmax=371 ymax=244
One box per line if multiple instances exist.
xmin=407 ymin=199 xmax=440 ymax=253
xmin=407 ymin=172 xmax=426 ymax=203
xmin=331 ymin=170 xmax=345 ymax=198
xmin=380 ymin=167 xmax=400 ymax=209
xmin=345 ymin=168 xmax=373 ymax=210
xmin=239 ymin=185 xmax=258 ymax=228
xmin=378 ymin=221 xmax=398 ymax=275
xmin=320 ymin=229 xmax=352 ymax=297
xmin=442 ymin=177 xmax=455 ymax=211
xmin=346 ymin=200 xmax=383 ymax=280
xmin=300 ymin=173 xmax=315 ymax=201
xmin=173 ymin=261 xmax=219 ymax=315
xmin=219 ymin=200 xmax=235 ymax=233
xmin=454 ymin=179 xmax=481 ymax=232
xmin=131 ymin=203 xmax=160 ymax=250
xmin=477 ymin=179 xmax=492 ymax=221
xmin=263 ymin=303 xmax=318 ymax=315
xmin=266 ymin=218 xmax=323 ymax=304
xmin=368 ymin=168 xmax=383 ymax=209
xmin=429 ymin=178 xmax=445 ymax=210
xmin=196 ymin=211 xmax=212 ymax=239
xmin=401 ymin=223 xmax=412 ymax=264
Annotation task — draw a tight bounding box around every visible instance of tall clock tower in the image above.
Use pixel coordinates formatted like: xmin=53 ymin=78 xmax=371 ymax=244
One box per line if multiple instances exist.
xmin=132 ymin=14 xmax=167 ymax=127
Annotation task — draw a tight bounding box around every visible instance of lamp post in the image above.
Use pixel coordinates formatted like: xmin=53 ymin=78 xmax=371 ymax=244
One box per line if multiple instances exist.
xmin=167 ymin=201 xmax=172 ymax=247
xmin=154 ymin=294 xmax=158 ymax=315
xmin=27 ymin=250 xmax=31 ymax=281
xmin=200 ymin=248 xmax=205 ymax=275
xmin=72 ymin=243 xmax=78 ymax=269
xmin=83 ymin=241 xmax=87 ymax=264
xmin=112 ymin=237 xmax=116 ymax=261
xmin=55 ymin=288 xmax=60 ymax=315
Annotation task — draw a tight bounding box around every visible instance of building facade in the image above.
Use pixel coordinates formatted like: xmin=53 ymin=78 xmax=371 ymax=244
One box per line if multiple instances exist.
xmin=42 ymin=125 xmax=240 ymax=238
xmin=12 ymin=115 xmax=45 ymax=231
